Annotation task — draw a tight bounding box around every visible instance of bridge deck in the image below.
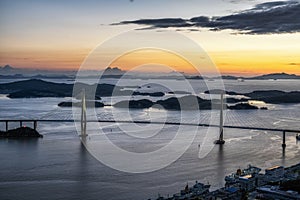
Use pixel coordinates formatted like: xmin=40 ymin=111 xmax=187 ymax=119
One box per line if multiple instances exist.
xmin=0 ymin=119 xmax=299 ymax=133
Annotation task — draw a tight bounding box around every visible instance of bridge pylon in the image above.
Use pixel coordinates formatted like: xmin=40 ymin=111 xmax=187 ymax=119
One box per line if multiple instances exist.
xmin=215 ymin=91 xmax=225 ymax=145
xmin=80 ymin=89 xmax=87 ymax=137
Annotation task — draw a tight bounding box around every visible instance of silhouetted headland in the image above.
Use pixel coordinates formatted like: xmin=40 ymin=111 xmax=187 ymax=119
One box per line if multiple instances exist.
xmin=0 ymin=127 xmax=43 ymax=138
xmin=205 ymin=89 xmax=300 ymax=104
xmin=0 ymin=79 xmax=131 ymax=98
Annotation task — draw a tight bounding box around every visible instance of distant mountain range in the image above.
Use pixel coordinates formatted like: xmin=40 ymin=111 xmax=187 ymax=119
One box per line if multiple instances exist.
xmin=0 ymin=65 xmax=76 ymax=77
xmin=1 ymin=65 xmax=299 ymax=80
xmin=247 ymin=73 xmax=300 ymax=80
xmin=192 ymin=73 xmax=300 ymax=80
xmin=0 ymin=65 xmax=126 ymax=79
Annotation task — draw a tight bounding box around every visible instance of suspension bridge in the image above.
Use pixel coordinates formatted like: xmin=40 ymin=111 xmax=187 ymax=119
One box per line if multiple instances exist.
xmin=1 ymin=92 xmax=299 ymax=148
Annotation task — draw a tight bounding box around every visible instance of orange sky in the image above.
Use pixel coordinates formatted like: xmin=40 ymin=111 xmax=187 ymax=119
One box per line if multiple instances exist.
xmin=109 ymin=50 xmax=199 ymax=74
xmin=1 ymin=46 xmax=300 ymax=76
xmin=1 ymin=1 xmax=300 ymax=76
xmin=210 ymin=50 xmax=300 ymax=75
xmin=1 ymin=29 xmax=299 ymax=76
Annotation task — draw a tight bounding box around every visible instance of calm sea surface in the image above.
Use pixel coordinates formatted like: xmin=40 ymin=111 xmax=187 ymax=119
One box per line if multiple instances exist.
xmin=0 ymin=79 xmax=299 ymax=200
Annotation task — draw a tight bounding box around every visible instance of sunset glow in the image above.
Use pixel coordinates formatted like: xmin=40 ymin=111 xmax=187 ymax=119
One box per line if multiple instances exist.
xmin=109 ymin=49 xmax=200 ymax=74
xmin=0 ymin=0 xmax=299 ymax=75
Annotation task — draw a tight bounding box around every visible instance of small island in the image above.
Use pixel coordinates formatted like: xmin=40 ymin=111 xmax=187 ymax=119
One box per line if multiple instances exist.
xmin=0 ymin=127 xmax=43 ymax=138
xmin=132 ymin=91 xmax=165 ymax=97
xmin=114 ymin=99 xmax=153 ymax=109
xmin=58 ymin=101 xmax=104 ymax=108
xmin=228 ymin=103 xmax=259 ymax=110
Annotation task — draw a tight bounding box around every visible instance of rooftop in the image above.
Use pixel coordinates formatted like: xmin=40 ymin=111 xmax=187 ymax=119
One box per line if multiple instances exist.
xmin=266 ymin=165 xmax=283 ymax=171
xmin=239 ymin=174 xmax=252 ymax=180
xmin=257 ymin=186 xmax=300 ymax=199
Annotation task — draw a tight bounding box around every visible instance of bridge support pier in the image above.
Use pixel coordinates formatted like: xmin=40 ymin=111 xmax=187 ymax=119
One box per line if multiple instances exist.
xmin=282 ymin=131 xmax=286 ymax=148
xmin=5 ymin=121 xmax=8 ymax=132
xmin=33 ymin=121 xmax=37 ymax=130
xmin=20 ymin=120 xmax=23 ymax=127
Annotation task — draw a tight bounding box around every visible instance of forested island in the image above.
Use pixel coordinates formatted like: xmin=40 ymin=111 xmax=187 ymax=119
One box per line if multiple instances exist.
xmin=1 ymin=80 xmax=299 ymax=108
xmin=113 ymin=97 xmax=262 ymax=110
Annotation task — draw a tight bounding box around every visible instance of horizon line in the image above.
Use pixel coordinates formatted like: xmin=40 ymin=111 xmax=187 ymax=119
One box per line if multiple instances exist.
xmin=1 ymin=64 xmax=300 ymax=77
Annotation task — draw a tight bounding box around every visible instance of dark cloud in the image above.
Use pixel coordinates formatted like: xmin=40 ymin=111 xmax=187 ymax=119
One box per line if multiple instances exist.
xmin=288 ymin=62 xmax=300 ymax=66
xmin=113 ymin=18 xmax=193 ymax=28
xmin=253 ymin=1 xmax=292 ymax=9
xmin=113 ymin=1 xmax=300 ymax=34
xmin=225 ymin=0 xmax=257 ymax=4
xmin=213 ymin=0 xmax=300 ymax=34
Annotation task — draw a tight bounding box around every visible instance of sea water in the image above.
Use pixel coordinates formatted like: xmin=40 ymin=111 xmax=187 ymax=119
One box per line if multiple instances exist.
xmin=0 ymin=79 xmax=299 ymax=200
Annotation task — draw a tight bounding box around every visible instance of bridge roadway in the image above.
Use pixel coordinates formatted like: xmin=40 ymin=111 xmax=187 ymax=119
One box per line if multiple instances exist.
xmin=1 ymin=118 xmax=299 ymax=148
xmin=0 ymin=119 xmax=299 ymax=133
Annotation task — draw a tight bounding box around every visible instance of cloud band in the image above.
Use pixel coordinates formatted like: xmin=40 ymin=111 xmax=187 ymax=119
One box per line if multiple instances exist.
xmin=113 ymin=1 xmax=300 ymax=34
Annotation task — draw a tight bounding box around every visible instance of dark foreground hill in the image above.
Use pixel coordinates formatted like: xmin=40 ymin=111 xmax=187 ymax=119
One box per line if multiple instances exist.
xmin=0 ymin=79 xmax=129 ymax=98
